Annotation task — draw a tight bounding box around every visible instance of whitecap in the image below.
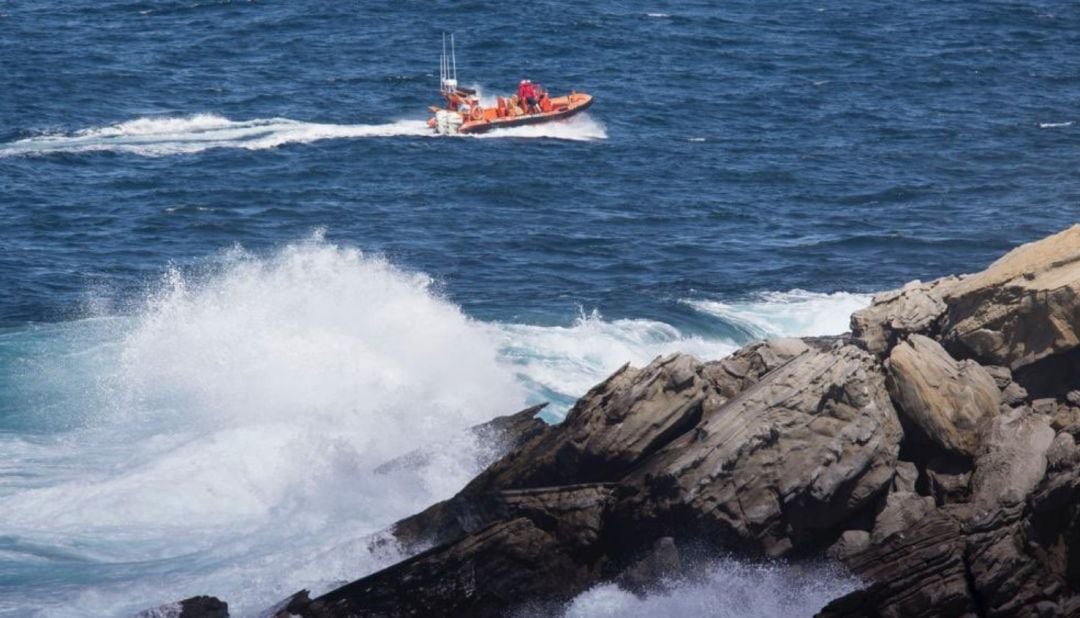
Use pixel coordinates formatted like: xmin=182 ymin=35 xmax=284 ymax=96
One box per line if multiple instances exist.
xmin=683 ymin=290 xmax=872 ymax=339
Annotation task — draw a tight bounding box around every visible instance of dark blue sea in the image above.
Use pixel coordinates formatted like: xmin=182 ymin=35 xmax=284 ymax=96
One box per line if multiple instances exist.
xmin=1 ymin=1 xmax=1077 ymax=615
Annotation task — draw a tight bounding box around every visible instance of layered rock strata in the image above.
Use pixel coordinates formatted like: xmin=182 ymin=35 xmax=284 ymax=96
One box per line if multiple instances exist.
xmin=159 ymin=226 xmax=1080 ymax=618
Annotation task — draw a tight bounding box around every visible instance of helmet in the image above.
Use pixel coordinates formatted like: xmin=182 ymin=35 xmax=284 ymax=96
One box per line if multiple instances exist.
xmin=524 ymin=79 xmax=532 ymax=84
xmin=520 ymin=79 xmax=527 ymax=85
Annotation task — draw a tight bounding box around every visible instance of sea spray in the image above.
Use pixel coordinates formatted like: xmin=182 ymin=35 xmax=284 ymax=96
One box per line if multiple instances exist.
xmin=0 ymin=238 xmax=525 ymax=615
xmin=683 ymin=290 xmax=872 ymax=340
xmin=559 ymin=559 xmax=860 ymax=618
xmin=0 ymin=239 xmax=873 ymax=615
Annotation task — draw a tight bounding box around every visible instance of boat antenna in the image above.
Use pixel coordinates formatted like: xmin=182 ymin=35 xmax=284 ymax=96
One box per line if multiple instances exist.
xmin=450 ymin=33 xmax=457 ymax=82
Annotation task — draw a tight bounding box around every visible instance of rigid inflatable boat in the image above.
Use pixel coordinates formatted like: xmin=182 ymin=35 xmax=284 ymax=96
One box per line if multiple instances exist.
xmin=428 ymin=35 xmax=594 ymax=136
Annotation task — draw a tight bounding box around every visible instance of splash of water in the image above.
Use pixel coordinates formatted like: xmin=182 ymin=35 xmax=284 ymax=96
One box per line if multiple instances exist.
xmin=683 ymin=290 xmax=871 ymax=340
xmin=0 ymin=237 xmax=525 ymax=616
xmin=560 ymin=559 xmax=860 ymax=618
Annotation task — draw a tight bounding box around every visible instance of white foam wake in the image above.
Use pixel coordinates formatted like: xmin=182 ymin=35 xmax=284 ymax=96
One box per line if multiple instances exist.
xmin=473 ymin=113 xmax=608 ymax=141
xmin=0 ymin=114 xmax=432 ymax=157
xmin=1 ymin=111 xmax=606 ymax=157
xmin=684 ymin=290 xmax=872 ymax=339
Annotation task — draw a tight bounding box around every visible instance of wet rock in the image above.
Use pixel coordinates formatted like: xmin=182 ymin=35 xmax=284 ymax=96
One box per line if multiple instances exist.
xmin=135 ymin=596 xmax=228 ymax=618
xmin=886 ymin=334 xmax=1000 ymax=457
xmin=301 ymin=518 xmax=591 ymax=618
xmin=373 ymin=403 xmax=548 ymax=476
xmin=818 ymin=511 xmax=976 ymax=618
xmin=466 ymin=354 xmax=714 ymax=492
xmin=285 ymin=228 xmax=1080 ymax=618
xmin=615 ymin=536 xmax=682 ymax=592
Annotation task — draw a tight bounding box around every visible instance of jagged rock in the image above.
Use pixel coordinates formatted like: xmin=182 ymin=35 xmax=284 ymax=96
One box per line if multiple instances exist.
xmin=373 ymin=403 xmax=548 ymax=476
xmin=892 ymin=460 xmax=919 ymax=493
xmin=300 ymin=518 xmax=590 ymax=618
xmin=274 ymin=228 xmax=1080 ymax=618
xmin=982 ymin=365 xmax=1014 ymax=390
xmin=826 ymin=530 xmax=870 ymax=561
xmin=924 ymin=455 xmax=973 ymax=505
xmin=870 ymin=491 xmax=935 ymax=543
xmin=466 ymin=354 xmax=714 ymax=492
xmin=615 ymin=536 xmax=682 ymax=592
xmin=135 ymin=596 xmax=228 ymax=618
xmin=940 ymin=224 xmax=1080 ymax=371
xmin=622 ymin=343 xmax=901 ymax=557
xmin=886 ymin=334 xmax=1000 ymax=457
xmin=259 ymin=590 xmax=311 ymax=618
xmin=703 ymin=337 xmax=810 ymax=397
xmin=970 ymin=406 xmax=1054 ymax=509
xmin=1001 ymin=381 xmax=1029 ymax=406
xmin=850 ymin=278 xmax=955 ymax=355
xmin=1046 ymin=432 xmax=1078 ymax=471
xmin=818 ymin=510 xmax=977 ymax=618
xmin=1049 ymin=405 xmax=1080 ymax=436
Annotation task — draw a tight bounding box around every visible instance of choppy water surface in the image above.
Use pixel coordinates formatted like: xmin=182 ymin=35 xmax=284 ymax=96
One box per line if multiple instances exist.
xmin=1 ymin=1 xmax=1078 ymax=615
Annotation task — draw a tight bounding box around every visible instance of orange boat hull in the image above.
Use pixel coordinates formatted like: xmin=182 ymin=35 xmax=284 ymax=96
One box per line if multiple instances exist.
xmin=428 ymin=93 xmax=593 ymax=135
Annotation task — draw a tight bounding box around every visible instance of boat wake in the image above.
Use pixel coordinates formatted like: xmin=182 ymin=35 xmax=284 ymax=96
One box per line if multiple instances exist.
xmin=0 ymin=114 xmax=431 ymax=157
xmin=1 ymin=112 xmax=606 ymax=157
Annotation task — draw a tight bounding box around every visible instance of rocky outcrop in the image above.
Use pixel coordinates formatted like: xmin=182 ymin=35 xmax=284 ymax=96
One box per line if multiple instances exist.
xmin=851 ymin=278 xmax=956 ymax=356
xmin=886 ymin=334 xmax=1000 ymax=457
xmin=940 ymin=225 xmax=1080 ymax=372
xmin=174 ymin=226 xmax=1080 ymax=617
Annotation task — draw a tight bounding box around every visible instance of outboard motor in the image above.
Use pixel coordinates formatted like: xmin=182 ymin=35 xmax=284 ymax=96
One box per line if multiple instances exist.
xmin=435 ymin=110 xmax=464 ymax=135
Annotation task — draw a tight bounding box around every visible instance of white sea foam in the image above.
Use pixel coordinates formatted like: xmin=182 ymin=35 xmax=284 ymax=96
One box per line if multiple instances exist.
xmin=684 ymin=289 xmax=872 ymax=339
xmin=559 ymin=559 xmax=859 ymax=618
xmin=0 ymin=111 xmax=606 ymax=157
xmin=0 ymin=237 xmax=525 ymax=615
xmin=495 ymin=310 xmax=735 ymax=418
xmin=0 ymin=114 xmax=432 ymax=157
xmin=1039 ymin=121 xmax=1073 ymax=128
xmin=0 ymin=241 xmax=870 ymax=615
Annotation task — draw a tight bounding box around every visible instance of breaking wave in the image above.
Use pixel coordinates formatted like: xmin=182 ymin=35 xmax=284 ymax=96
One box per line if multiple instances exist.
xmin=0 ymin=239 xmax=869 ymax=615
xmin=683 ymin=290 xmax=871 ymax=339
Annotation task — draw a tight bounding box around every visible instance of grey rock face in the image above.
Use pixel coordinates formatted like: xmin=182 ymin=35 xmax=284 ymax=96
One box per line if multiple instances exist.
xmin=625 ymin=344 xmax=901 ymax=557
xmin=173 ymin=226 xmax=1080 ymax=618
xmin=940 ymin=224 xmax=1080 ymax=371
xmin=886 ymin=334 xmax=1000 ymax=457
xmin=851 ymin=278 xmax=955 ymax=356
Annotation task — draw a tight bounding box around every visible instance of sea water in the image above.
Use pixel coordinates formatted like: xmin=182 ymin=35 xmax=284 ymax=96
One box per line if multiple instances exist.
xmin=2 ymin=1 xmax=1078 ymax=615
